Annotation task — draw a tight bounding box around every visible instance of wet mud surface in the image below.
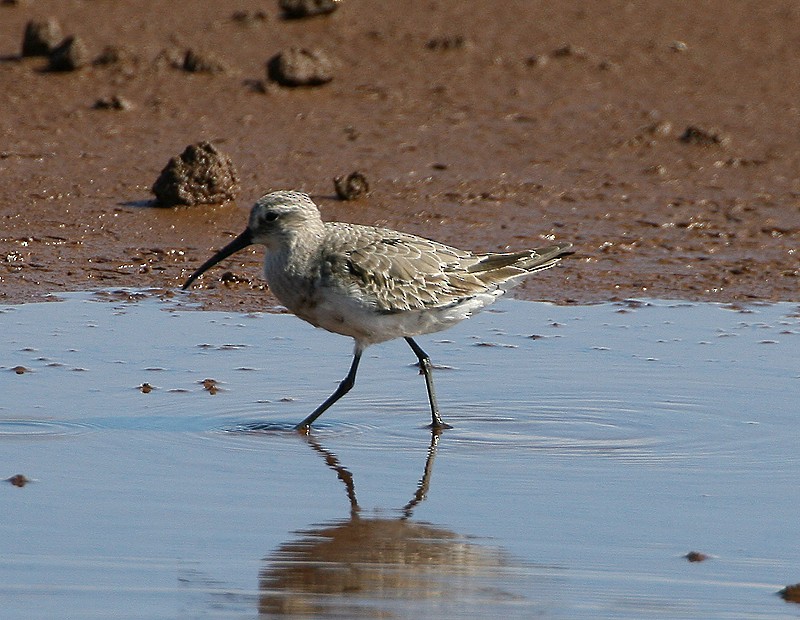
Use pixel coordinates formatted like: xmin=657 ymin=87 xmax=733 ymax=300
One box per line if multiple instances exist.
xmin=1 ymin=1 xmax=799 ymax=311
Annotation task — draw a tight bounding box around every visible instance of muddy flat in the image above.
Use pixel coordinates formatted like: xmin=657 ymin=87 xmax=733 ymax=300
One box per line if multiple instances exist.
xmin=1 ymin=1 xmax=798 ymax=309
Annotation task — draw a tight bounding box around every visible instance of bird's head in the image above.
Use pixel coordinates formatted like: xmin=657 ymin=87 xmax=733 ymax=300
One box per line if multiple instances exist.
xmin=182 ymin=190 xmax=323 ymax=290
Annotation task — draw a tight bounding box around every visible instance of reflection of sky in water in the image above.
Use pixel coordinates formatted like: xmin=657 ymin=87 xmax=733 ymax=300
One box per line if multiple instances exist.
xmin=1 ymin=292 xmax=798 ymax=618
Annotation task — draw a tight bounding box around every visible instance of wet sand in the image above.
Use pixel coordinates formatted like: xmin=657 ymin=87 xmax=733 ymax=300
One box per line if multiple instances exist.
xmin=1 ymin=1 xmax=798 ymax=311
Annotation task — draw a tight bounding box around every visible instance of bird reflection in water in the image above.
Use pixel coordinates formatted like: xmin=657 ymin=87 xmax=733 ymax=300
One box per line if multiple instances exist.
xmin=258 ymin=430 xmax=520 ymax=617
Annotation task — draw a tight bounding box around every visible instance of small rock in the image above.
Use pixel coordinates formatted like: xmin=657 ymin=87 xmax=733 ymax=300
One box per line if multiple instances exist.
xmin=343 ymin=125 xmax=359 ymax=141
xmin=202 ymin=378 xmax=219 ymax=395
xmin=93 ymin=45 xmax=139 ymax=68
xmin=182 ymin=48 xmax=227 ymax=74
xmin=6 ymin=474 xmax=30 ymax=487
xmin=48 ymin=35 xmax=90 ymax=72
xmin=219 ymin=271 xmax=250 ymax=285
xmin=597 ymin=59 xmax=619 ymax=71
xmin=140 ymin=382 xmax=153 ymax=394
xmin=279 ymin=0 xmax=340 ymax=19
xmin=153 ymin=47 xmax=185 ymax=70
xmin=425 ymin=35 xmax=467 ymax=51
xmin=779 ymin=583 xmax=800 ymax=603
xmin=231 ymin=10 xmax=269 ymax=24
xmin=267 ymin=47 xmax=333 ymax=87
xmin=669 ymin=40 xmax=689 ymax=52
xmin=21 ymin=18 xmax=63 ymax=57
xmin=684 ymin=551 xmax=709 ymax=562
xmin=525 ymin=54 xmax=548 ymax=67
xmin=334 ymin=171 xmax=369 ymax=200
xmin=152 ymin=141 xmax=239 ymax=206
xmin=679 ymin=125 xmax=730 ymax=147
xmin=92 ymin=95 xmax=132 ymax=110
xmin=12 ymin=365 xmax=27 ymax=374
xmin=551 ymin=43 xmax=589 ymax=59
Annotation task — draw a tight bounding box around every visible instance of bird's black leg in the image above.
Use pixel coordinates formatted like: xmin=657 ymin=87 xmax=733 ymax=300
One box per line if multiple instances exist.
xmin=405 ymin=337 xmax=452 ymax=429
xmin=295 ymin=349 xmax=362 ymax=432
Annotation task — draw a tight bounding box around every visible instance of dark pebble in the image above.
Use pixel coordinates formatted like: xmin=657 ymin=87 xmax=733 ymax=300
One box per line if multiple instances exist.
xmin=152 ymin=141 xmax=239 ymax=206
xmin=684 ymin=551 xmax=709 ymax=562
xmin=334 ymin=171 xmax=369 ymax=200
xmin=92 ymin=95 xmax=132 ymax=110
xmin=93 ymin=45 xmax=140 ymax=69
xmin=231 ymin=10 xmax=269 ymax=25
xmin=182 ymin=48 xmax=227 ymax=74
xmin=679 ymin=125 xmax=730 ymax=147
xmin=48 ymin=35 xmax=90 ymax=72
xmin=21 ymin=18 xmax=63 ymax=57
xmin=779 ymin=583 xmax=800 ymax=603
xmin=425 ymin=35 xmax=467 ymax=51
xmin=280 ymin=0 xmax=339 ymax=19
xmin=267 ymin=47 xmax=333 ymax=87
xmin=6 ymin=474 xmax=30 ymax=487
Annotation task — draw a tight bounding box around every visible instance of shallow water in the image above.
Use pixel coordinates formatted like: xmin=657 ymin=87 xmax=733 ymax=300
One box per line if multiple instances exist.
xmin=2 ymin=292 xmax=799 ymax=619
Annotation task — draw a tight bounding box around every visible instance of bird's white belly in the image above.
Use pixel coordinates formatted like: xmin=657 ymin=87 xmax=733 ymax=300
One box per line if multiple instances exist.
xmin=290 ymin=287 xmax=502 ymax=346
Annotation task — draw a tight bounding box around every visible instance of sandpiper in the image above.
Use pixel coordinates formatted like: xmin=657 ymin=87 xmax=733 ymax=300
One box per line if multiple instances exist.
xmin=183 ymin=191 xmax=572 ymax=430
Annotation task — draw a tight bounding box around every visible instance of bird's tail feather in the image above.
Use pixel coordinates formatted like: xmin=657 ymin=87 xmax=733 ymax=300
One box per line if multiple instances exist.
xmin=469 ymin=243 xmax=573 ymax=282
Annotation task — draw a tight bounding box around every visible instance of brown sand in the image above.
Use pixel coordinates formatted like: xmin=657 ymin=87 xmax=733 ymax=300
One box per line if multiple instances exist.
xmin=2 ymin=1 xmax=798 ymax=311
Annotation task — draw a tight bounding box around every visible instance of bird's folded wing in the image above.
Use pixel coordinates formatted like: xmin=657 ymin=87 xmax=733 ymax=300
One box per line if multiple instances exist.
xmin=321 ymin=225 xmax=488 ymax=313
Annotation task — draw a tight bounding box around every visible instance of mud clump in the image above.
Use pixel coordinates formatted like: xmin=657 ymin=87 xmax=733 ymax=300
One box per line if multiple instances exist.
xmin=6 ymin=474 xmax=31 ymax=487
xmin=92 ymin=95 xmax=132 ymax=110
xmin=267 ymin=48 xmax=333 ymax=86
xmin=152 ymin=141 xmax=239 ymax=207
xmin=425 ymin=35 xmax=468 ymax=51
xmin=20 ymin=18 xmax=60 ymax=57
xmin=182 ymin=48 xmax=228 ymax=74
xmin=779 ymin=583 xmax=800 ymax=603
xmin=21 ymin=18 xmax=63 ymax=57
xmin=679 ymin=125 xmax=730 ymax=147
xmin=334 ymin=171 xmax=369 ymax=200
xmin=202 ymin=378 xmax=219 ymax=395
xmin=279 ymin=0 xmax=339 ymax=19
xmin=48 ymin=35 xmax=90 ymax=71
xmin=93 ymin=45 xmax=141 ymax=73
xmin=231 ymin=10 xmax=269 ymax=25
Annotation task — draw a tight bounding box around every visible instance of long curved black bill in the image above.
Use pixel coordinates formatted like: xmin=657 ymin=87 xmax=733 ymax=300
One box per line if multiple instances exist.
xmin=182 ymin=229 xmax=254 ymax=290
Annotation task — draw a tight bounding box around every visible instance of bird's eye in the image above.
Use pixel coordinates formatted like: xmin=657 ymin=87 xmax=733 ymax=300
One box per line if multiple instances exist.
xmin=264 ymin=211 xmax=279 ymax=222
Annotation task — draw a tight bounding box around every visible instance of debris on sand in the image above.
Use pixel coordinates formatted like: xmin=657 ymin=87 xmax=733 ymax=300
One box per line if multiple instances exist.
xmin=151 ymin=141 xmax=239 ymax=207
xmin=684 ymin=551 xmax=709 ymax=562
xmin=92 ymin=95 xmax=132 ymax=111
xmin=6 ymin=474 xmax=31 ymax=487
xmin=267 ymin=47 xmax=333 ymax=87
xmin=334 ymin=171 xmax=369 ymax=200
xmin=425 ymin=35 xmax=468 ymax=51
xmin=231 ymin=10 xmax=269 ymax=25
xmin=21 ymin=18 xmax=63 ymax=57
xmin=779 ymin=583 xmax=800 ymax=604
xmin=679 ymin=125 xmax=730 ymax=147
xmin=279 ymin=0 xmax=340 ymax=19
xmin=48 ymin=35 xmax=90 ymax=71
xmin=182 ymin=48 xmax=228 ymax=74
